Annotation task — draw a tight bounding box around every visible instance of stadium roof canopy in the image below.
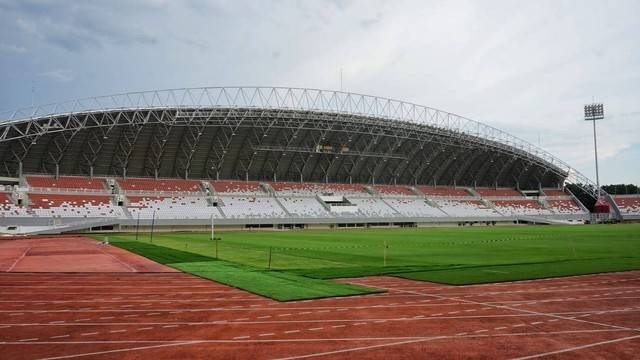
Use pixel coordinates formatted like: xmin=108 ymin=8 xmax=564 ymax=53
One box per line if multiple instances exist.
xmin=0 ymin=87 xmax=599 ymax=196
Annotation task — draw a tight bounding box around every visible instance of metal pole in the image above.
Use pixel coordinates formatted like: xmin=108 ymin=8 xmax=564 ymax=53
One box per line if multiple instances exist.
xmin=211 ymin=213 xmax=215 ymax=240
xmin=592 ymin=119 xmax=601 ymax=198
xmin=383 ymin=241 xmax=388 ymax=267
xmin=135 ymin=211 xmax=140 ymax=241
xmin=150 ymin=210 xmax=156 ymax=243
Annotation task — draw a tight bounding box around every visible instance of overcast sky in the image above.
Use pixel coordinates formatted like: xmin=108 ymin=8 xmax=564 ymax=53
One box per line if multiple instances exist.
xmin=0 ymin=0 xmax=638 ymax=185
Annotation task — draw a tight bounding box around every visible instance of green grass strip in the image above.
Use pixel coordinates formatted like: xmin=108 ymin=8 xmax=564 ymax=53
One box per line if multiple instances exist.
xmin=109 ymin=240 xmax=378 ymax=301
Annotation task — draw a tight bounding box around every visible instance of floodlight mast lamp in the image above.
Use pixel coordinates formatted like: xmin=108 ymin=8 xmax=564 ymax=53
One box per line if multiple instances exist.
xmin=584 ymin=103 xmax=605 ymax=197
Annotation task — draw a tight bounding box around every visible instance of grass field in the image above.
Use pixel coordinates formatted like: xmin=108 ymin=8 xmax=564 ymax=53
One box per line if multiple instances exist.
xmin=103 ymin=224 xmax=640 ymax=301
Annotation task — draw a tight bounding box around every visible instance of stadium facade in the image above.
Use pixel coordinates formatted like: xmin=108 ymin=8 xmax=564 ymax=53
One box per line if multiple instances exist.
xmin=0 ymin=87 xmax=631 ymax=234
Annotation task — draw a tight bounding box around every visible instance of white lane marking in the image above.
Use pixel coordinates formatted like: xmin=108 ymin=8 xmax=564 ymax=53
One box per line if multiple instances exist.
xmin=75 ymin=318 xmax=91 ymax=322
xmin=308 ymin=327 xmax=324 ymax=331
xmin=495 ymin=326 xmax=507 ymax=330
xmin=513 ymin=334 xmax=640 ymax=360
xmin=273 ymin=336 xmax=447 ymax=360
xmin=278 ymin=314 xmax=292 ymax=317
xmin=284 ymin=330 xmax=300 ymax=334
xmin=257 ymin=316 xmax=271 ymax=319
xmin=36 ymin=340 xmax=205 ymax=360
xmin=332 ymin=325 xmax=346 ymax=328
xmin=163 ymin=325 xmax=179 ymax=328
xmin=233 ymin=336 xmax=250 ymax=339
xmin=137 ymin=327 xmax=153 ymax=331
xmin=259 ymin=333 xmax=274 ymax=337
xmin=19 ymin=338 xmax=38 ymax=342
xmin=109 ymin=330 xmax=127 ymax=333
xmin=80 ymin=332 xmax=98 ymax=336
xmin=50 ymin=335 xmax=70 ymax=339
xmin=7 ymin=246 xmax=31 ymax=272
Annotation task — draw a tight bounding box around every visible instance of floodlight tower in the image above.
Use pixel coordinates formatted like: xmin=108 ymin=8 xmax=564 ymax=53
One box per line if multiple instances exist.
xmin=584 ymin=103 xmax=605 ymax=197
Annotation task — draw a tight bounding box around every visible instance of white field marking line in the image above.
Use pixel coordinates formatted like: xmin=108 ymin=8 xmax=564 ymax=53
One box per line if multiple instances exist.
xmin=6 ymin=246 xmax=31 ymax=272
xmin=12 ymin=309 xmax=630 ymax=328
xmin=0 ymin=303 xmax=464 ymax=313
xmin=259 ymin=333 xmax=275 ymax=337
xmin=0 ymin=329 xmax=629 ymax=347
xmin=94 ymin=244 xmax=139 ymax=272
xmin=18 ymin=338 xmax=38 ymax=342
xmin=274 ymin=336 xmax=447 ymax=360
xmin=80 ymin=332 xmax=98 ymax=336
xmin=352 ymin=282 xmax=640 ymax=334
xmin=512 ymin=334 xmax=640 ymax=360
xmin=37 ymin=340 xmax=205 ymax=360
xmin=0 ymin=298 xmax=260 ymax=303
xmin=284 ymin=330 xmax=300 ymax=334
xmin=109 ymin=329 xmax=127 ymax=333
xmin=50 ymin=335 xmax=70 ymax=339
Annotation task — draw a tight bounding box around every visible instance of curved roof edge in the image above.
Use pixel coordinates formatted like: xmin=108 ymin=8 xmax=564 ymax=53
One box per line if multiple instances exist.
xmin=0 ymin=86 xmax=600 ymax=198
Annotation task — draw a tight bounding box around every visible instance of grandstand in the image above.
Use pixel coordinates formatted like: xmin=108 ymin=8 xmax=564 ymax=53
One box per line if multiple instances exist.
xmin=0 ymin=87 xmax=610 ymax=233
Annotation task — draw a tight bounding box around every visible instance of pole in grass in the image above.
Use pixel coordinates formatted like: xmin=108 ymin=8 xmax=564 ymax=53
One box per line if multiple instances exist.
xmin=383 ymin=240 xmax=388 ymax=267
xmin=150 ymin=210 xmax=156 ymax=243
xmin=211 ymin=213 xmax=215 ymax=240
xmin=135 ymin=211 xmax=140 ymax=241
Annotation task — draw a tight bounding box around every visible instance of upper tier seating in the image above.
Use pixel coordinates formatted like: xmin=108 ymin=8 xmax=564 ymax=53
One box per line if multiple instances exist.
xmin=475 ymin=188 xmax=523 ymax=197
xmin=347 ymin=197 xmax=398 ymax=218
xmin=219 ymin=196 xmax=287 ymax=218
xmin=117 ymin=178 xmax=202 ymax=193
xmin=127 ymin=196 xmax=221 ymax=219
xmin=0 ymin=193 xmax=33 ymax=217
xmin=26 ymin=176 xmax=106 ymax=191
xmin=435 ymin=200 xmax=501 ymax=217
xmin=492 ymin=200 xmax=552 ymax=216
xmin=543 ymin=189 xmax=568 ymax=197
xmin=270 ymin=182 xmax=367 ymax=196
xmin=278 ymin=197 xmax=330 ymax=217
xmin=546 ymin=199 xmax=586 ymax=214
xmin=211 ymin=180 xmax=264 ymax=194
xmin=372 ymin=185 xmax=415 ymax=196
xmin=612 ymin=196 xmax=640 ymax=215
xmin=28 ymin=194 xmax=123 ymax=218
xmin=385 ymin=198 xmax=446 ymax=217
xmin=417 ymin=186 xmax=471 ymax=197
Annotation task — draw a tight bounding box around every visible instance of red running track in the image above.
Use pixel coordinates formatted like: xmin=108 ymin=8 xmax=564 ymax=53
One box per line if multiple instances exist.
xmin=0 ymin=236 xmax=639 ymax=359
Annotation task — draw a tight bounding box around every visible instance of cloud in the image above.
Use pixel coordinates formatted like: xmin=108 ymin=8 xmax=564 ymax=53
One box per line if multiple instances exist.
xmin=38 ymin=69 xmax=73 ymax=82
xmin=11 ymin=2 xmax=158 ymax=52
xmin=0 ymin=42 xmax=26 ymax=53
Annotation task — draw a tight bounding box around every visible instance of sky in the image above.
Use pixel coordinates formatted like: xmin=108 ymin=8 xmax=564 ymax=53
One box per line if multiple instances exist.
xmin=0 ymin=0 xmax=638 ymax=185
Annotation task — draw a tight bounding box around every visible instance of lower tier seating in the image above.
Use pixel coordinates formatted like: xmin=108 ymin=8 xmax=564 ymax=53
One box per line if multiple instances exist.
xmin=492 ymin=200 xmax=552 ymax=216
xmin=435 ymin=200 xmax=501 ymax=217
xmin=219 ymin=196 xmax=287 ymax=219
xmin=278 ymin=197 xmax=330 ymax=217
xmin=29 ymin=194 xmax=124 ymax=218
xmin=348 ymin=197 xmax=398 ymax=218
xmin=385 ymin=198 xmax=446 ymax=217
xmin=128 ymin=196 xmax=221 ymax=219
xmin=0 ymin=193 xmax=32 ymax=217
xmin=546 ymin=199 xmax=586 ymax=214
xmin=613 ymin=196 xmax=640 ymax=215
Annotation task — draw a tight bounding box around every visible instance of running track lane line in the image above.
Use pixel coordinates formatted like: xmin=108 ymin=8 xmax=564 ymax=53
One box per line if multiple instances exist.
xmin=274 ymin=336 xmax=447 ymax=360
xmin=512 ymin=334 xmax=640 ymax=360
xmin=95 ymin=245 xmax=137 ymax=272
xmin=37 ymin=340 xmax=205 ymax=360
xmin=357 ymin=282 xmax=640 ymax=334
xmin=6 ymin=246 xmax=31 ymax=272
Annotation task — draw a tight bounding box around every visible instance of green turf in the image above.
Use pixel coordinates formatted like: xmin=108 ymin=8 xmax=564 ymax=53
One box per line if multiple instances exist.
xmin=110 ymin=240 xmax=379 ymax=301
xmin=103 ymin=223 xmax=640 ymax=300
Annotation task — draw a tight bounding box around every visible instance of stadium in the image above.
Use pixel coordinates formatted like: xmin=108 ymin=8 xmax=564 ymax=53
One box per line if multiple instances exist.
xmin=2 ymin=86 xmax=637 ymax=235
xmin=1 ymin=87 xmax=640 ymax=359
